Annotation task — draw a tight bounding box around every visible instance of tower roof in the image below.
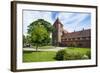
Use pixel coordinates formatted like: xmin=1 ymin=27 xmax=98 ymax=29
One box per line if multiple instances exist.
xmin=53 ymin=18 xmax=63 ymax=26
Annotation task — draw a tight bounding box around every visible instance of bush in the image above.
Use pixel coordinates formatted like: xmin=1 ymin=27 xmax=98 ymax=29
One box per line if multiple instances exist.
xmin=64 ymin=51 xmax=83 ymax=60
xmin=63 ymin=51 xmax=74 ymax=60
xmin=55 ymin=49 xmax=90 ymax=61
xmin=82 ymin=54 xmax=89 ymax=59
xmin=69 ymin=44 xmax=77 ymax=47
xmin=55 ymin=49 xmax=66 ymax=60
xmin=86 ymin=50 xmax=91 ymax=59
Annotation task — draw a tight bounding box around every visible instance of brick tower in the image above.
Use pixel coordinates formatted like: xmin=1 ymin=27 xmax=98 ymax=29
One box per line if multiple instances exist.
xmin=52 ymin=18 xmax=63 ymax=46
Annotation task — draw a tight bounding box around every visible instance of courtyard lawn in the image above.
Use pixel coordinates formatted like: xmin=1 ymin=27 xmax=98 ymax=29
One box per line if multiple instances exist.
xmin=23 ymin=47 xmax=91 ymax=62
xmin=23 ymin=51 xmax=56 ymax=62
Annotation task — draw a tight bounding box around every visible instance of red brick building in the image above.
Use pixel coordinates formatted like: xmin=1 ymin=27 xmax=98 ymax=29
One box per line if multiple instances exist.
xmin=52 ymin=18 xmax=91 ymax=48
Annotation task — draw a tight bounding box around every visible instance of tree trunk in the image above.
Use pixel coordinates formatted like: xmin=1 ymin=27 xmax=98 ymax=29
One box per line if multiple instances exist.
xmin=36 ymin=44 xmax=38 ymax=52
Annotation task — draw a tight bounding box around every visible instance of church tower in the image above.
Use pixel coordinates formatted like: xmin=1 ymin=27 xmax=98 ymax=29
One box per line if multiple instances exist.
xmin=52 ymin=18 xmax=63 ymax=46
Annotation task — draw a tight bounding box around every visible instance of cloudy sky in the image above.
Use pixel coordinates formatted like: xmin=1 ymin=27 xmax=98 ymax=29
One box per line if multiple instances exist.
xmin=23 ymin=10 xmax=91 ymax=35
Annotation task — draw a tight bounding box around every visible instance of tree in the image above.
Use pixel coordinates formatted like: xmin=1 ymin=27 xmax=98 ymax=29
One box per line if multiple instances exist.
xmin=27 ymin=19 xmax=55 ymax=51
xmin=23 ymin=35 xmax=26 ymax=47
xmin=28 ymin=19 xmax=54 ymax=34
xmin=29 ymin=24 xmax=50 ymax=51
xmin=23 ymin=35 xmax=31 ymax=47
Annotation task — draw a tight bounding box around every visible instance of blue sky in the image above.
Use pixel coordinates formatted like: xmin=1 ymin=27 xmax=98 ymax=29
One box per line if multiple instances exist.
xmin=23 ymin=10 xmax=91 ymax=35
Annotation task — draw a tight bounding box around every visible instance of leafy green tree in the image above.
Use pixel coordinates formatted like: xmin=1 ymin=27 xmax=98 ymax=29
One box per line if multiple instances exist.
xmin=28 ymin=19 xmax=54 ymax=34
xmin=29 ymin=24 xmax=50 ymax=51
xmin=27 ymin=19 xmax=55 ymax=51
xmin=23 ymin=35 xmax=31 ymax=47
xmin=23 ymin=35 xmax=26 ymax=47
xmin=26 ymin=35 xmax=31 ymax=45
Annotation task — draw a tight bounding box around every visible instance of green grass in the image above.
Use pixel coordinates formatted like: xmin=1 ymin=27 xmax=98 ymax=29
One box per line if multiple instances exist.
xmin=23 ymin=47 xmax=91 ymax=62
xmin=23 ymin=51 xmax=56 ymax=62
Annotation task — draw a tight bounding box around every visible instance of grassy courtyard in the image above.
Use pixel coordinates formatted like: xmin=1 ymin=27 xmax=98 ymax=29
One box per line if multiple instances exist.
xmin=23 ymin=51 xmax=56 ymax=62
xmin=23 ymin=47 xmax=91 ymax=62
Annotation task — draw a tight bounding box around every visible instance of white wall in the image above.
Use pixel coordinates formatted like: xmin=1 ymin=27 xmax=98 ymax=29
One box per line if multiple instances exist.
xmin=0 ymin=0 xmax=99 ymax=73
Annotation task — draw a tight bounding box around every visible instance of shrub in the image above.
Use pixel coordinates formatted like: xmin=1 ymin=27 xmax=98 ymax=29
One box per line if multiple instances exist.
xmin=64 ymin=51 xmax=83 ymax=60
xmin=73 ymin=52 xmax=83 ymax=60
xmin=69 ymin=44 xmax=78 ymax=47
xmin=86 ymin=50 xmax=91 ymax=59
xmin=55 ymin=49 xmax=66 ymax=60
xmin=82 ymin=54 xmax=89 ymax=59
xmin=63 ymin=51 xmax=74 ymax=60
xmin=55 ymin=48 xmax=90 ymax=61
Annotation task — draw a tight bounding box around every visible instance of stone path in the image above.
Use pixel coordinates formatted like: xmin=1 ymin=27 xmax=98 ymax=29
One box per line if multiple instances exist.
xmin=23 ymin=47 xmax=66 ymax=52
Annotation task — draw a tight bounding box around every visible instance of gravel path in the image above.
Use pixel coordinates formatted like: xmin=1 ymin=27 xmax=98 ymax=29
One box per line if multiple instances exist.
xmin=23 ymin=47 xmax=66 ymax=52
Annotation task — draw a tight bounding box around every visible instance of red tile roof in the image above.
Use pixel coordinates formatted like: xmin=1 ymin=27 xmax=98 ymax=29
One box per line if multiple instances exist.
xmin=62 ymin=29 xmax=91 ymax=38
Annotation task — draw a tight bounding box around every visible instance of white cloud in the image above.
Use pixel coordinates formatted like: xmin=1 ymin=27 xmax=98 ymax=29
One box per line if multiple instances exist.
xmin=23 ymin=10 xmax=91 ymax=34
xmin=55 ymin=12 xmax=90 ymax=32
xmin=23 ymin=10 xmax=54 ymax=35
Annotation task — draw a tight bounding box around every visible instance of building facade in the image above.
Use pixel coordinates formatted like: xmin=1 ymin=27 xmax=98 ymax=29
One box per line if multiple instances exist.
xmin=52 ymin=18 xmax=91 ymax=48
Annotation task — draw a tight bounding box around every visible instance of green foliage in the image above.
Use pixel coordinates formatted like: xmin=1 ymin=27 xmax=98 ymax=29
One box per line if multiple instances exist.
xmin=55 ymin=49 xmax=83 ymax=60
xmin=81 ymin=54 xmax=89 ymax=59
xmin=23 ymin=35 xmax=31 ymax=47
xmin=28 ymin=19 xmax=54 ymax=34
xmin=64 ymin=48 xmax=91 ymax=60
xmin=26 ymin=35 xmax=31 ymax=44
xmin=55 ymin=48 xmax=91 ymax=61
xmin=55 ymin=49 xmax=66 ymax=60
xmin=27 ymin=19 xmax=54 ymax=51
xmin=30 ymin=24 xmax=50 ymax=51
xmin=86 ymin=50 xmax=91 ymax=59
xmin=64 ymin=51 xmax=83 ymax=60
xmin=23 ymin=35 xmax=26 ymax=46
xmin=68 ymin=43 xmax=78 ymax=47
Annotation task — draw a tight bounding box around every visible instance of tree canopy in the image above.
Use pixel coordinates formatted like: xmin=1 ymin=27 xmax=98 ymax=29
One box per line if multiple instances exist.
xmin=28 ymin=19 xmax=54 ymax=34
xmin=27 ymin=19 xmax=53 ymax=51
